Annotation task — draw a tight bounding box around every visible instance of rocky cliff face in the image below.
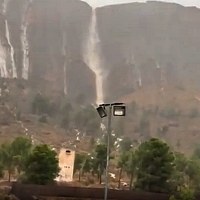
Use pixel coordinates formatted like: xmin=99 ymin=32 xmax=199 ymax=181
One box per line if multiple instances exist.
xmin=0 ymin=0 xmax=95 ymax=103
xmin=1 ymin=1 xmax=200 ymax=104
xmin=97 ymin=2 xmax=200 ymax=101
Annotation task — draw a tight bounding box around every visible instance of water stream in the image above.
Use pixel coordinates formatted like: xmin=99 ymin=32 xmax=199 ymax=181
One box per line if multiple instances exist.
xmin=0 ymin=0 xmax=9 ymax=78
xmin=21 ymin=0 xmax=33 ymax=79
xmin=83 ymin=9 xmax=104 ymax=104
xmin=62 ymin=31 xmax=67 ymax=95
xmin=5 ymin=20 xmax=17 ymax=78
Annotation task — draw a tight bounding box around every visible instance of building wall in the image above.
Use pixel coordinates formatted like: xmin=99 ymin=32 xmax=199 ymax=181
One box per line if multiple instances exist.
xmin=57 ymin=148 xmax=75 ymax=182
xmin=11 ymin=183 xmax=172 ymax=200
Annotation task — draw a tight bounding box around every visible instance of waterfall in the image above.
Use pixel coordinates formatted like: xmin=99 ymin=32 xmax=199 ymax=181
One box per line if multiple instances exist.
xmin=21 ymin=0 xmax=32 ymax=79
xmin=130 ymin=54 xmax=142 ymax=87
xmin=5 ymin=20 xmax=17 ymax=78
xmin=0 ymin=48 xmax=7 ymax=78
xmin=62 ymin=31 xmax=67 ymax=95
xmin=83 ymin=9 xmax=104 ymax=104
xmin=0 ymin=0 xmax=8 ymax=78
xmin=138 ymin=77 xmax=142 ymax=87
xmin=156 ymin=61 xmax=163 ymax=82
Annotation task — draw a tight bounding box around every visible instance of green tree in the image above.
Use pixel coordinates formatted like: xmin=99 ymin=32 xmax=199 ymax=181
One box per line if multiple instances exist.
xmin=82 ymin=155 xmax=92 ymax=175
xmin=32 ymin=93 xmax=50 ymax=115
xmin=170 ymin=152 xmax=188 ymax=191
xmin=120 ymin=137 xmax=132 ymax=152
xmin=179 ymin=188 xmax=195 ymax=200
xmin=95 ymin=144 xmax=107 ymax=184
xmin=0 ymin=142 xmax=15 ymax=181
xmin=192 ymin=145 xmax=200 ymax=160
xmin=0 ymin=137 xmax=32 ymax=181
xmin=117 ymin=151 xmax=129 ymax=188
xmin=24 ymin=144 xmax=60 ymax=185
xmin=185 ymin=159 xmax=200 ymax=190
xmin=0 ymin=163 xmax=4 ymax=178
xmin=74 ymin=153 xmax=85 ymax=181
xmin=135 ymin=138 xmax=175 ymax=193
xmin=173 ymin=150 xmax=200 ymax=191
xmin=11 ymin=137 xmax=32 ymax=175
xmin=126 ymin=149 xmax=138 ymax=190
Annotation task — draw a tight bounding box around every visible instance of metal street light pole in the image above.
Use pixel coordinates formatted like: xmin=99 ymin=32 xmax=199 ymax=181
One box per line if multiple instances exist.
xmin=96 ymin=103 xmax=126 ymax=200
xmin=104 ymin=105 xmax=112 ymax=200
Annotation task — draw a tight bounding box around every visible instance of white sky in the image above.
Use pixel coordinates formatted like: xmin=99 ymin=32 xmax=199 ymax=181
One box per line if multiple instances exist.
xmin=83 ymin=0 xmax=200 ymax=8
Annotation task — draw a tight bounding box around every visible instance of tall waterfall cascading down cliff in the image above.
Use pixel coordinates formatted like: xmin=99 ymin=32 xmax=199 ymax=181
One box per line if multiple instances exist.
xmin=62 ymin=31 xmax=67 ymax=96
xmin=83 ymin=9 xmax=104 ymax=104
xmin=21 ymin=0 xmax=32 ymax=80
xmin=3 ymin=0 xmax=17 ymax=78
xmin=0 ymin=0 xmax=9 ymax=78
xmin=5 ymin=20 xmax=17 ymax=78
xmin=0 ymin=48 xmax=7 ymax=78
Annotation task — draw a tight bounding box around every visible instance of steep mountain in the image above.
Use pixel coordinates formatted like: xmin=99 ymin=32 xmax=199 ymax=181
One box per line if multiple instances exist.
xmin=96 ymin=1 xmax=200 ymax=101
xmin=0 ymin=0 xmax=95 ymax=103
xmin=1 ymin=1 xmax=200 ymax=154
xmin=1 ymin=0 xmax=200 ymax=103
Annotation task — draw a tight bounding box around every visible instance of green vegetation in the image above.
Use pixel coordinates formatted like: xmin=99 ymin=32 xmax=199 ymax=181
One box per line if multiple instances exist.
xmin=38 ymin=115 xmax=48 ymax=123
xmin=71 ymin=137 xmax=200 ymax=198
xmin=23 ymin=144 xmax=60 ymax=184
xmin=0 ymin=137 xmax=59 ymax=185
xmin=135 ymin=138 xmax=174 ymax=193
xmin=32 ymin=93 xmax=51 ymax=115
xmin=188 ymin=108 xmax=199 ymax=118
xmin=160 ymin=107 xmax=181 ymax=119
xmin=0 ymin=135 xmax=200 ymax=198
xmin=31 ymin=93 xmax=101 ymax=134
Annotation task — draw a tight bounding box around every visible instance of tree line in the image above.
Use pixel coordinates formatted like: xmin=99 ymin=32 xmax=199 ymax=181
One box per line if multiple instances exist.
xmin=0 ymin=137 xmax=59 ymax=185
xmin=1 ymin=136 xmax=200 ymax=200
xmin=74 ymin=137 xmax=200 ymax=200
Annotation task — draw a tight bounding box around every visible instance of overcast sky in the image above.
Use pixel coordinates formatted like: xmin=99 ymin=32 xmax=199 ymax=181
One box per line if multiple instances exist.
xmin=83 ymin=0 xmax=200 ymax=8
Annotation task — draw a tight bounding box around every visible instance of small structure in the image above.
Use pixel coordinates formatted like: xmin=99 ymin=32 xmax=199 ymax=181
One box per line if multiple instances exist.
xmin=57 ymin=148 xmax=75 ymax=182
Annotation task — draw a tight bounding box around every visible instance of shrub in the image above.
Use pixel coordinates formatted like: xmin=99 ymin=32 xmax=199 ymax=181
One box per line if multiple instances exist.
xmin=160 ymin=108 xmax=180 ymax=119
xmin=32 ymin=93 xmax=51 ymax=115
xmin=179 ymin=188 xmax=195 ymax=200
xmin=188 ymin=108 xmax=199 ymax=118
xmin=139 ymin=114 xmax=150 ymax=136
xmin=16 ymin=111 xmax=21 ymax=121
xmin=38 ymin=115 xmax=48 ymax=123
xmin=61 ymin=115 xmax=70 ymax=129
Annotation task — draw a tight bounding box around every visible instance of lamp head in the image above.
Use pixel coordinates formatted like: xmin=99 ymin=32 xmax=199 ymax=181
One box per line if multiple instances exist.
xmin=113 ymin=105 xmax=126 ymax=116
xmin=96 ymin=106 xmax=107 ymax=118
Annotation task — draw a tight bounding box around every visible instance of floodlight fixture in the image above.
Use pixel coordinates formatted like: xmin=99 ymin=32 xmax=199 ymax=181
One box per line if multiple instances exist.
xmin=113 ymin=105 xmax=126 ymax=116
xmin=95 ymin=102 xmax=126 ymax=200
xmin=111 ymin=102 xmax=124 ymax=106
xmin=96 ymin=106 xmax=107 ymax=118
